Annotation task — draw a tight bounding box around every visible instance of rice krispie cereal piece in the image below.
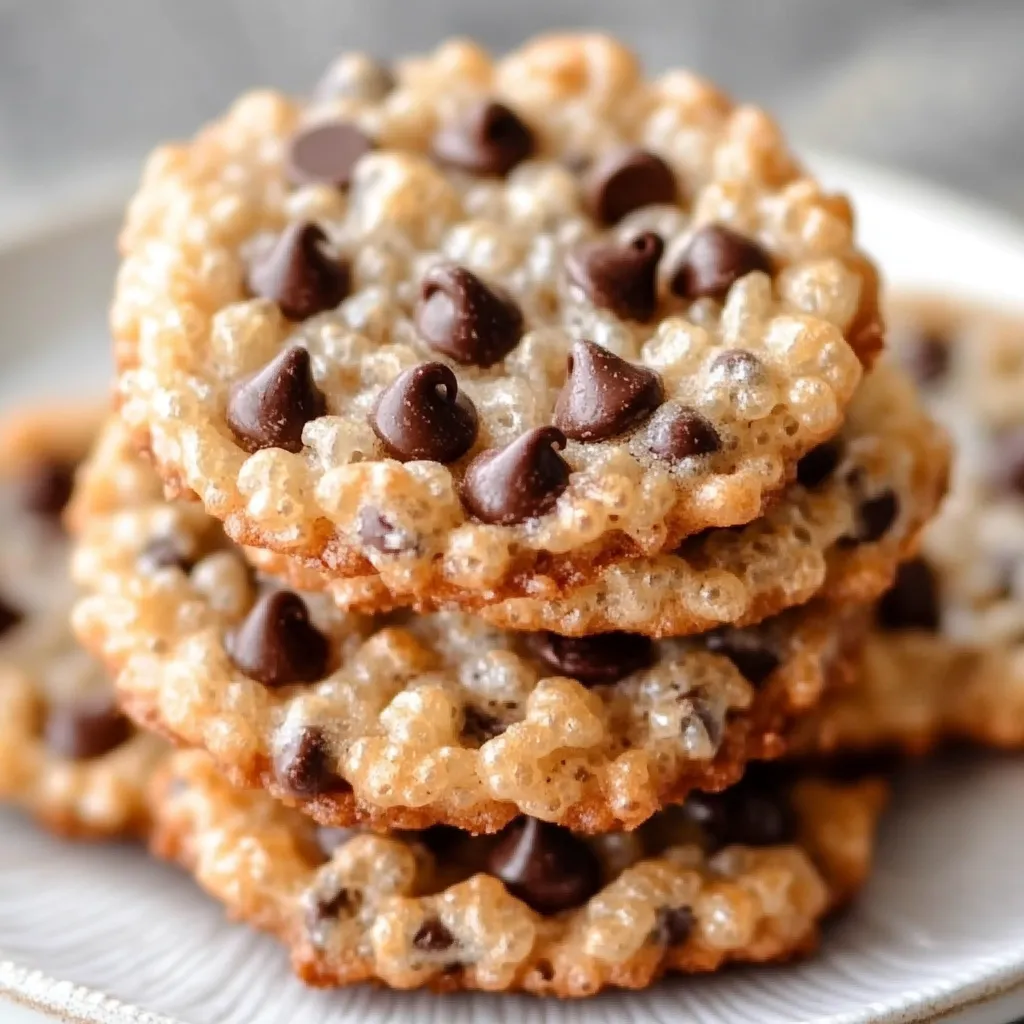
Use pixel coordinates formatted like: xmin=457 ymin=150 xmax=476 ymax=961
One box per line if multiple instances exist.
xmin=150 ymin=749 xmax=886 ymax=996
xmin=0 ymin=405 xmax=165 ymax=839
xmin=317 ymin=362 xmax=949 ymax=634
xmin=791 ymin=294 xmax=1024 ymax=755
xmin=113 ymin=33 xmax=884 ymax=618
xmin=72 ymin=423 xmax=866 ymax=833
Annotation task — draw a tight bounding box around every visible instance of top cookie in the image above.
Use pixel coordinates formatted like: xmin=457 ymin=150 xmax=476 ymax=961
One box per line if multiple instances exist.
xmin=114 ymin=33 xmax=881 ymax=609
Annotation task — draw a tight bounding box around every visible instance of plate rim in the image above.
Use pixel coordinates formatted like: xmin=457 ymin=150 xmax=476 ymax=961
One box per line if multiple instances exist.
xmin=2 ymin=151 xmax=1024 ymax=1024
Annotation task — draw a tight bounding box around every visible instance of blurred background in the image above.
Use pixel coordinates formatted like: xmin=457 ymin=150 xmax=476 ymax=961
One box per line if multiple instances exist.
xmin=2 ymin=0 xmax=1024 ymax=227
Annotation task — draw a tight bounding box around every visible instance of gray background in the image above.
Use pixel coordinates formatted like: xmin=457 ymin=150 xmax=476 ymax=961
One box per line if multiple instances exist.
xmin=2 ymin=0 xmax=1024 ymax=217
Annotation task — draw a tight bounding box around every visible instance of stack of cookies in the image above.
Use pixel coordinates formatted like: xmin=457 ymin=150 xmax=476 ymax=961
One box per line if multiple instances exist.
xmin=5 ymin=32 xmax=1021 ymax=1000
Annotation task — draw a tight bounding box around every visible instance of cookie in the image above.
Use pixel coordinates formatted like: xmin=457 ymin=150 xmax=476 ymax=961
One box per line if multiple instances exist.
xmin=72 ymin=422 xmax=867 ymax=833
xmin=0 ymin=405 xmax=165 ymax=839
xmin=149 ymin=749 xmax=887 ymax=996
xmin=313 ymin=361 xmax=949 ymax=635
xmin=114 ymin=33 xmax=882 ymax=620
xmin=792 ymin=294 xmax=1024 ymax=755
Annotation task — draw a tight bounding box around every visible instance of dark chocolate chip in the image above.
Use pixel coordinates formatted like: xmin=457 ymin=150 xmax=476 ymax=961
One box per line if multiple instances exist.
xmin=357 ymin=507 xmax=415 ymax=554
xmin=565 ymin=231 xmax=664 ymax=322
xmin=901 ymin=330 xmax=950 ymax=385
xmin=316 ymin=826 xmax=359 ymax=857
xmin=417 ymin=825 xmax=465 ymax=859
xmin=652 ymin=905 xmax=695 ymax=946
xmin=226 ymin=590 xmax=330 ymax=687
xmin=226 ymin=346 xmax=327 ymax=454
xmin=460 ymin=427 xmax=570 ymax=525
xmin=876 ymin=557 xmax=941 ymax=632
xmin=432 ymin=101 xmax=534 ymax=177
xmin=413 ymin=918 xmax=457 ymax=952
xmin=274 ymin=725 xmax=350 ymax=798
xmin=708 ymin=349 xmax=766 ymax=386
xmin=553 ymin=340 xmax=664 ymax=442
xmin=370 ymin=362 xmax=479 ymax=463
xmin=705 ymin=631 xmax=780 ymax=686
xmin=286 ymin=121 xmax=374 ymax=190
xmin=44 ymin=694 xmax=133 ymax=761
xmin=991 ymin=427 xmax=1024 ymax=495
xmin=461 ymin=705 xmax=505 ymax=744
xmin=307 ymin=884 xmax=358 ymax=929
xmin=246 ymin=222 xmax=350 ymax=322
xmin=848 ymin=489 xmax=900 ymax=545
xmin=645 ymin=404 xmax=721 ymax=462
xmin=314 ymin=57 xmax=395 ymax=102
xmin=796 ymin=441 xmax=842 ymax=489
xmin=0 ymin=594 xmax=23 ymax=638
xmin=583 ymin=147 xmax=678 ymax=225
xmin=670 ymin=224 xmax=773 ymax=301
xmin=22 ymin=459 xmax=75 ymax=520
xmin=137 ymin=535 xmax=195 ymax=575
xmin=683 ymin=783 xmax=796 ymax=851
xmin=416 ymin=263 xmax=524 ymax=367
xmin=527 ymin=631 xmax=655 ymax=686
xmin=487 ymin=817 xmax=602 ymax=915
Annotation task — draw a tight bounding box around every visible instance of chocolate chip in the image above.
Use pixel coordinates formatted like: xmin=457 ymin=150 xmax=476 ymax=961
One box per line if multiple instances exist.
xmin=461 ymin=705 xmax=505 ymax=744
xmin=684 ymin=784 xmax=796 ymax=850
xmin=877 ymin=558 xmax=941 ymax=632
xmin=417 ymin=825 xmax=465 ymax=859
xmin=796 ymin=441 xmax=842 ymax=489
xmin=645 ymin=404 xmax=721 ymax=462
xmin=708 ymin=349 xmax=766 ymax=386
xmin=705 ymin=631 xmax=780 ymax=686
xmin=584 ymin=147 xmax=678 ymax=225
xmin=286 ymin=121 xmax=374 ymax=190
xmin=22 ymin=459 xmax=75 ymax=520
xmin=137 ymin=535 xmax=195 ymax=575
xmin=44 ymin=694 xmax=133 ymax=761
xmin=413 ymin=918 xmax=456 ymax=952
xmin=487 ymin=817 xmax=602 ymax=915
xmin=991 ymin=427 xmax=1024 ymax=495
xmin=0 ymin=594 xmax=23 ymax=638
xmin=416 ymin=263 xmax=524 ymax=367
xmin=432 ymin=100 xmax=534 ymax=177
xmin=370 ymin=363 xmax=479 ymax=463
xmin=670 ymin=224 xmax=773 ymax=301
xmin=901 ymin=330 xmax=950 ymax=385
xmin=566 ymin=232 xmax=664 ymax=322
xmin=316 ymin=826 xmax=359 ymax=857
xmin=357 ymin=507 xmax=414 ymax=554
xmin=652 ymin=905 xmax=695 ymax=946
xmin=314 ymin=57 xmax=395 ymax=102
xmin=848 ymin=489 xmax=900 ymax=545
xmin=461 ymin=427 xmax=570 ymax=525
xmin=246 ymin=222 xmax=350 ymax=322
xmin=553 ymin=340 xmax=664 ymax=442
xmin=226 ymin=346 xmax=327 ymax=454
xmin=527 ymin=631 xmax=655 ymax=686
xmin=307 ymin=884 xmax=358 ymax=929
xmin=226 ymin=590 xmax=330 ymax=687
xmin=274 ymin=725 xmax=349 ymax=798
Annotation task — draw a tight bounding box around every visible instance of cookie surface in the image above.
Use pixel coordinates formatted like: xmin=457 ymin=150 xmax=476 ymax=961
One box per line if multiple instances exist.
xmin=72 ymin=421 xmax=866 ymax=833
xmin=114 ymin=33 xmax=882 ymax=614
xmin=0 ymin=405 xmax=165 ymax=839
xmin=318 ymin=361 xmax=949 ymax=635
xmin=795 ymin=294 xmax=1024 ymax=755
xmin=150 ymin=749 xmax=887 ymax=996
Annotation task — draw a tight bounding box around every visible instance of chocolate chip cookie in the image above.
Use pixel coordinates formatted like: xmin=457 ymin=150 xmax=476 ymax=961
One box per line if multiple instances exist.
xmin=316 ymin=361 xmax=949 ymax=635
xmin=114 ymin=33 xmax=882 ymax=618
xmin=73 ymin=418 xmax=867 ymax=833
xmin=0 ymin=405 xmax=165 ymax=838
xmin=149 ymin=749 xmax=887 ymax=996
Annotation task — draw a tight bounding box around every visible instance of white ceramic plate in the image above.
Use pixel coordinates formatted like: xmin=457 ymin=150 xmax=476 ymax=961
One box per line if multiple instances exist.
xmin=2 ymin=155 xmax=1024 ymax=1024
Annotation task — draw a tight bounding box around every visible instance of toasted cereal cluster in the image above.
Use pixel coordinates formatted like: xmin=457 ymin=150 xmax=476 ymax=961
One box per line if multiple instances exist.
xmin=150 ymin=750 xmax=887 ymax=996
xmin=113 ymin=33 xmax=883 ymax=614
xmin=318 ymin=362 xmax=949 ymax=634
xmin=71 ymin=421 xmax=865 ymax=832
xmin=0 ymin=406 xmax=165 ymax=838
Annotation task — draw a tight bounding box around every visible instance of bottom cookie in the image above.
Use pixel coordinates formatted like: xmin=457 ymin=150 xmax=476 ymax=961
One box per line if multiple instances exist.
xmin=150 ymin=750 xmax=887 ymax=997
